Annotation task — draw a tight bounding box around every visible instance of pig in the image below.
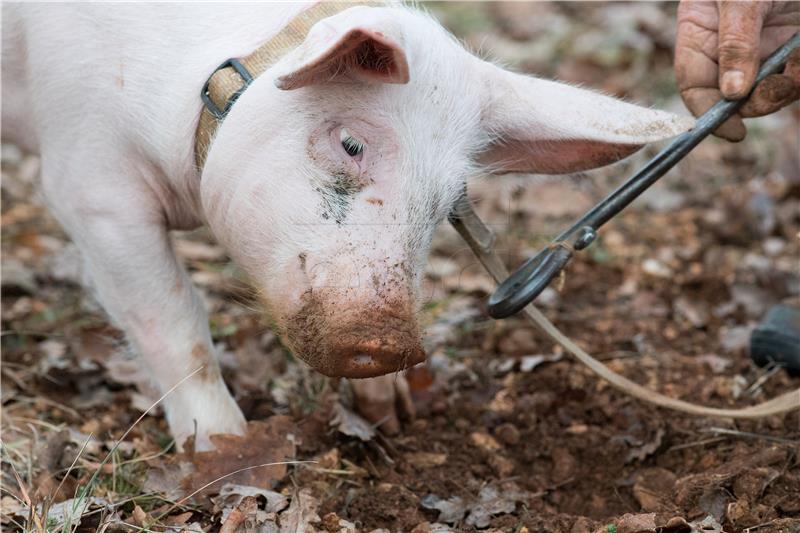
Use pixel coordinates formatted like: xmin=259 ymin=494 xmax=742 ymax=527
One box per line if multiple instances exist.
xmin=2 ymin=2 xmax=693 ymax=450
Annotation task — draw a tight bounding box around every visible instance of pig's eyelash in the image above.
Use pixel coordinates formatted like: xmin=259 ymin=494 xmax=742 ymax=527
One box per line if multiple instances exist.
xmin=339 ymin=128 xmax=364 ymax=158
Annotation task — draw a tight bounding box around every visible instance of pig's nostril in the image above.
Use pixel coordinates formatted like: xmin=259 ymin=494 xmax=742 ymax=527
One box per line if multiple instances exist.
xmin=352 ymin=353 xmax=375 ymax=367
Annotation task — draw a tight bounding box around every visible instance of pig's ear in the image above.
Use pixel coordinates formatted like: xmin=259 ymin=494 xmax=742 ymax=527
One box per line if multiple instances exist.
xmin=478 ymin=62 xmax=695 ymax=174
xmin=274 ymin=7 xmax=409 ymax=90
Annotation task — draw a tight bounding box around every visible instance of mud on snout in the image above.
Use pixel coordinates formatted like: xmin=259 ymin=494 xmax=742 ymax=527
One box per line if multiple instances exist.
xmin=283 ymin=289 xmax=426 ymax=379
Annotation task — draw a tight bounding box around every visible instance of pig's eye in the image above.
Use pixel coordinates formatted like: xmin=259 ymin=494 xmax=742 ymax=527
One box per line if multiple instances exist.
xmin=339 ymin=128 xmax=364 ymax=158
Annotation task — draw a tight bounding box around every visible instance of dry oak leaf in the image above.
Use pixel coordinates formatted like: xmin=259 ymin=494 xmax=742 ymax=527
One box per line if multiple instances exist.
xmin=181 ymin=416 xmax=296 ymax=496
xmin=279 ymin=488 xmax=321 ymax=533
xmin=615 ymin=513 xmax=657 ymax=533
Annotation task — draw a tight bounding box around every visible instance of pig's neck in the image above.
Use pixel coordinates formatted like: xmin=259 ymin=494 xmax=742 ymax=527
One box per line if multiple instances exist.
xmin=143 ymin=2 xmax=313 ymax=230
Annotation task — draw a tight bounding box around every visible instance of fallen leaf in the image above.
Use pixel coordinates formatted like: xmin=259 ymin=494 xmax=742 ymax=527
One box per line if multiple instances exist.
xmin=697 ymin=488 xmax=728 ymax=524
xmin=616 ymin=513 xmax=656 ymax=533
xmin=212 ymin=483 xmax=288 ymax=514
xmin=163 ymin=511 xmax=194 ymax=527
xmin=220 ymin=496 xmax=256 ymax=533
xmin=131 ymin=505 xmax=149 ymax=527
xmin=43 ymin=496 xmax=112 ymax=530
xmin=624 ymin=427 xmax=665 ymax=464
xmin=632 ymin=468 xmax=677 ymax=512
xmin=321 ymin=511 xmax=357 ymax=533
xmin=421 ymin=483 xmax=529 ymax=528
xmin=182 ymin=417 xmax=295 ymax=496
xmin=688 ymin=515 xmax=723 ymax=533
xmin=420 ymin=495 xmax=467 ymax=524
xmin=490 ymin=353 xmax=562 ymax=375
xmin=0 ymin=496 xmax=24 ymax=524
xmin=330 ymin=403 xmax=376 ymax=442
xmin=466 ymin=485 xmax=527 ymax=528
xmin=520 ymin=353 xmax=562 ymax=372
xmin=279 ymin=488 xmax=320 ymax=533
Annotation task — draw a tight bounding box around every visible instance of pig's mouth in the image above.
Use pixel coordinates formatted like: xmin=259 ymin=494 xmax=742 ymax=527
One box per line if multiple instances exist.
xmin=283 ymin=291 xmax=426 ymax=378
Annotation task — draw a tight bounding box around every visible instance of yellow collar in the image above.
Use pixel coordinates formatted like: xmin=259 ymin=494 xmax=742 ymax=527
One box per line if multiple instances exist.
xmin=195 ymin=1 xmax=357 ymax=170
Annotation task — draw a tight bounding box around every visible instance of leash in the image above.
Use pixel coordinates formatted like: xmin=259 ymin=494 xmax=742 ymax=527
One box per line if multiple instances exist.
xmin=450 ymin=198 xmax=800 ymax=418
xmin=452 ymin=32 xmax=800 ymax=418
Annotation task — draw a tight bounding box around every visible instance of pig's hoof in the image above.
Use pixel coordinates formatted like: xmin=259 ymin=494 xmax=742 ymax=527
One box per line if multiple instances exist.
xmin=350 ymin=373 xmax=415 ymax=435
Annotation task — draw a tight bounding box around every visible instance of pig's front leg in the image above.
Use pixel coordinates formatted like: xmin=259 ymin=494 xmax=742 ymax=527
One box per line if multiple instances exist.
xmin=45 ymin=177 xmax=245 ymax=450
xmin=350 ymin=374 xmax=415 ymax=434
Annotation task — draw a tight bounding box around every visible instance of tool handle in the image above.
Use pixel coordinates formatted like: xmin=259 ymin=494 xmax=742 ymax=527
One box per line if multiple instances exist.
xmin=488 ymin=32 xmax=800 ymax=319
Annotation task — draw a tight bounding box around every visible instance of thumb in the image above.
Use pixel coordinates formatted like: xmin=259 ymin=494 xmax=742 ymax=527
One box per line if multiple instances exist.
xmin=717 ymin=1 xmax=766 ymax=99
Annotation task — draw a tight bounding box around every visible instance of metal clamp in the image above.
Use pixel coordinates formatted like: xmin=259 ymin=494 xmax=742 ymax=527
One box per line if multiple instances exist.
xmin=200 ymin=58 xmax=254 ymax=120
xmin=487 ymin=32 xmax=800 ymax=319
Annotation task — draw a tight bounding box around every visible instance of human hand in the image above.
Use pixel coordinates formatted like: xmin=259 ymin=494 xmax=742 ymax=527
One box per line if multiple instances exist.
xmin=675 ymin=0 xmax=799 ymax=141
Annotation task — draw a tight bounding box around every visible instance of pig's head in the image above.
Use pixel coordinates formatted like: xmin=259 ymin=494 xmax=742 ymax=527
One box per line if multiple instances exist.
xmin=200 ymin=5 xmax=693 ymax=379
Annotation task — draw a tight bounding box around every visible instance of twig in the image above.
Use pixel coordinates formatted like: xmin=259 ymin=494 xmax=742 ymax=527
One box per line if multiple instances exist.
xmin=702 ymin=427 xmax=799 ymax=445
xmin=745 ymin=362 xmax=784 ymax=397
xmin=744 ymin=520 xmax=778 ymax=532
xmin=66 ymin=366 xmax=206 ymax=529
xmin=666 ymin=437 xmax=727 ymax=452
xmin=10 ymin=395 xmax=82 ymax=419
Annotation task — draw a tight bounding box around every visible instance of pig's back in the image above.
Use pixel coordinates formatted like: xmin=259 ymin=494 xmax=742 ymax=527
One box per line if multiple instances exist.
xmin=2 ymin=3 xmax=306 ymax=167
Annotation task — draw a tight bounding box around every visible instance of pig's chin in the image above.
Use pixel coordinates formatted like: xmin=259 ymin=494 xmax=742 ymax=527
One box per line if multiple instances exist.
xmin=281 ymin=291 xmax=426 ymax=379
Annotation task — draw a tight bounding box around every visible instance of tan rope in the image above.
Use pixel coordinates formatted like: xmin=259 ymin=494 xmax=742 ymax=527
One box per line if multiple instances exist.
xmin=450 ymin=197 xmax=800 ymax=418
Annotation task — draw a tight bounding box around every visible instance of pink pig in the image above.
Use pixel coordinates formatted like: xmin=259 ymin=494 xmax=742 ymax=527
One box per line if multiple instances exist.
xmin=2 ymin=2 xmax=693 ymax=450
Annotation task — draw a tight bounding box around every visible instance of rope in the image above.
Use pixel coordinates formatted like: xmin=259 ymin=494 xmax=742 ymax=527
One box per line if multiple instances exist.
xmin=450 ymin=197 xmax=800 ymax=419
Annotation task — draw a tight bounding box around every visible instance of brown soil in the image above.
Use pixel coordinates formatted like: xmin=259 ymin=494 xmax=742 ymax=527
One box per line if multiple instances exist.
xmin=3 ymin=3 xmax=800 ymax=532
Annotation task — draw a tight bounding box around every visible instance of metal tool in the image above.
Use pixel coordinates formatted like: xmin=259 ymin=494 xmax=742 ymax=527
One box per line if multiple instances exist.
xmin=487 ymin=32 xmax=800 ymax=319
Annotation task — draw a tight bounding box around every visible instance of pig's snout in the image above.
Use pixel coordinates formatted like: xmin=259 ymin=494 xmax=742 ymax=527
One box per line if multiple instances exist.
xmin=331 ymin=336 xmax=426 ymax=379
xmin=285 ymin=294 xmax=425 ymax=378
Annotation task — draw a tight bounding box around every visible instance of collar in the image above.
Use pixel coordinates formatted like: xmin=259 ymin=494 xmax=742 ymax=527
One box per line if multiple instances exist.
xmin=194 ymin=1 xmax=356 ymax=170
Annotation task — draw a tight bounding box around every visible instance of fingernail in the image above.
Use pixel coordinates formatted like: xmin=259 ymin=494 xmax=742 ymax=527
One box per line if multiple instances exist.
xmin=721 ymin=70 xmax=745 ymax=98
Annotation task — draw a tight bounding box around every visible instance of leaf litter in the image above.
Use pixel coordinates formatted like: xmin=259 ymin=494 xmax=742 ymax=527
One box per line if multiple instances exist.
xmin=3 ymin=2 xmax=800 ymax=532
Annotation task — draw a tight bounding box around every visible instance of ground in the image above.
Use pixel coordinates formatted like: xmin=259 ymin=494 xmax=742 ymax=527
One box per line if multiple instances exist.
xmin=2 ymin=2 xmax=799 ymax=533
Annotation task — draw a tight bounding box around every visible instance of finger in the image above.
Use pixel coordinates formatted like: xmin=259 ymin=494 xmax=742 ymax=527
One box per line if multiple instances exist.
xmin=717 ymin=1 xmax=766 ymax=99
xmin=740 ymin=49 xmax=800 ymax=117
xmin=675 ymin=26 xmax=720 ymax=93
xmin=675 ymin=3 xmax=720 ymax=94
xmin=740 ymin=74 xmax=800 ymax=117
xmin=682 ymin=87 xmax=747 ymax=141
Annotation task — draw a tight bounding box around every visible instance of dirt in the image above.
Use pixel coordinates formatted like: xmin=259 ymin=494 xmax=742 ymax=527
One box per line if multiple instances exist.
xmin=3 ymin=2 xmax=800 ymax=532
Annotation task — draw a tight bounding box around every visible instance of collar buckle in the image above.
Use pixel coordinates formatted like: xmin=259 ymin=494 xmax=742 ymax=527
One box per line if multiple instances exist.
xmin=200 ymin=58 xmax=254 ymax=120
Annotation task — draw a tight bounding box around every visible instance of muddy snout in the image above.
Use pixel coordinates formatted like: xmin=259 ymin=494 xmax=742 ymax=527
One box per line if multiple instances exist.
xmin=286 ymin=303 xmax=426 ymax=379
xmin=329 ymin=332 xmax=426 ymax=378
